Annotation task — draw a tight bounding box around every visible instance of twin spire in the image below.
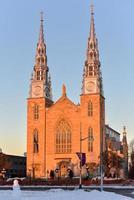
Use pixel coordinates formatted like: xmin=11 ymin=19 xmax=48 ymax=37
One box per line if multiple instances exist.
xmin=87 ymin=3 xmax=99 ymax=66
xmin=35 ymin=11 xmax=47 ymax=69
xmin=29 ymin=12 xmax=52 ymax=100
xmin=30 ymin=3 xmax=103 ymax=99
xmin=82 ymin=3 xmax=103 ymax=95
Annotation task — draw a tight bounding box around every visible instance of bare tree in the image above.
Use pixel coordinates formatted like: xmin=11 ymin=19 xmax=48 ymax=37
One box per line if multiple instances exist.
xmin=128 ymin=139 xmax=134 ymax=179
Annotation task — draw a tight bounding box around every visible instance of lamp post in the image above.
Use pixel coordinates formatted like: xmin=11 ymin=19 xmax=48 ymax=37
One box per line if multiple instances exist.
xmin=100 ymin=97 xmax=104 ymax=192
xmin=79 ymin=124 xmax=94 ymax=189
xmin=79 ymin=127 xmax=82 ymax=189
xmin=100 ymin=151 xmax=103 ymax=192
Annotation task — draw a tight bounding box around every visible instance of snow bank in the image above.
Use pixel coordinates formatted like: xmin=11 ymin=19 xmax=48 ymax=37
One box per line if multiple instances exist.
xmin=0 ymin=189 xmax=133 ymax=200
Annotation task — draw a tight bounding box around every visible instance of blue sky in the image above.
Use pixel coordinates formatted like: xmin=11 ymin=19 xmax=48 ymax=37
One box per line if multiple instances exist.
xmin=0 ymin=0 xmax=134 ymax=155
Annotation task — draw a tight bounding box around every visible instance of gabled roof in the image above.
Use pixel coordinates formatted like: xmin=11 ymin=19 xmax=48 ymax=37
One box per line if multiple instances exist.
xmin=47 ymin=94 xmax=80 ymax=112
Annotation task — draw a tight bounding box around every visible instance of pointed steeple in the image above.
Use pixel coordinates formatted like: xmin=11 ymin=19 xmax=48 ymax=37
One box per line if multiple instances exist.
xmin=35 ymin=11 xmax=47 ymax=70
xmin=38 ymin=11 xmax=45 ymax=45
xmin=122 ymin=126 xmax=127 ymax=145
xmin=89 ymin=4 xmax=95 ymax=40
xmin=29 ymin=13 xmax=52 ymax=100
xmin=82 ymin=3 xmax=103 ymax=95
xmin=87 ymin=3 xmax=99 ymax=65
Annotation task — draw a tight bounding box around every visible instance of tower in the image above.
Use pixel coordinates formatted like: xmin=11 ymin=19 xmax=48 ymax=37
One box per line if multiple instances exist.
xmin=80 ymin=4 xmax=105 ymax=163
xmin=82 ymin=4 xmax=103 ymax=95
xmin=29 ymin=12 xmax=52 ymax=100
xmin=27 ymin=13 xmax=53 ymax=178
xmin=122 ymin=126 xmax=128 ymax=177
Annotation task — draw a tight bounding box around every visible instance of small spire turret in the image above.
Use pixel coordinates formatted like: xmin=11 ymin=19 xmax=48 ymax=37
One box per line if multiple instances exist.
xmin=122 ymin=126 xmax=127 ymax=145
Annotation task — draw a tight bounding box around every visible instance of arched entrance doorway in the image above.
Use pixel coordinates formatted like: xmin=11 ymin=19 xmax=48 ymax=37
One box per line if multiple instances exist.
xmin=57 ymin=160 xmax=71 ymax=178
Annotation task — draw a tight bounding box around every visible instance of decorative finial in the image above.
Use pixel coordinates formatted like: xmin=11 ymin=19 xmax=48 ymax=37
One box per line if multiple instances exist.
xmin=123 ymin=126 xmax=127 ymax=136
xmin=38 ymin=11 xmax=45 ymax=45
xmin=62 ymin=84 xmax=66 ymax=97
xmin=90 ymin=1 xmax=94 ymax=15
xmin=40 ymin=11 xmax=44 ymax=23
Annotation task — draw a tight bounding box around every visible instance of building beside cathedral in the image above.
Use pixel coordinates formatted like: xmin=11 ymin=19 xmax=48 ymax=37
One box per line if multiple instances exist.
xmin=27 ymin=6 xmax=128 ymax=178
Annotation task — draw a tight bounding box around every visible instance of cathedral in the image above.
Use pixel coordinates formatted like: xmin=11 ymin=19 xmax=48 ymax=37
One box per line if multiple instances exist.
xmin=27 ymin=5 xmax=128 ymax=178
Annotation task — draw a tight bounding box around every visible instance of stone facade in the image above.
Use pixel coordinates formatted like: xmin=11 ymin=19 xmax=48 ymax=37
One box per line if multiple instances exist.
xmin=27 ymin=6 xmax=127 ymax=178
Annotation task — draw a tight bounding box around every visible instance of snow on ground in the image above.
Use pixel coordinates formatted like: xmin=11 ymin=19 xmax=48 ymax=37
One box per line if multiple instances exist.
xmin=0 ymin=189 xmax=133 ymax=200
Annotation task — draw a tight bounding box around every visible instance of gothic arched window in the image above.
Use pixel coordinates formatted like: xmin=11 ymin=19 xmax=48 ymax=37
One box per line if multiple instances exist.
xmin=94 ymin=66 xmax=97 ymax=76
xmin=88 ymin=101 xmax=93 ymax=117
xmin=40 ymin=70 xmax=44 ymax=80
xmin=89 ymin=65 xmax=93 ymax=76
xmin=38 ymin=58 xmax=40 ymax=63
xmin=33 ymin=129 xmax=39 ymax=153
xmin=37 ymin=71 xmax=40 ymax=80
xmin=41 ymin=57 xmax=44 ymax=63
xmin=34 ymin=104 xmax=39 ymax=120
xmin=56 ymin=119 xmax=71 ymax=153
xmin=90 ymin=43 xmax=93 ymax=49
xmin=38 ymin=48 xmax=41 ymax=54
xmin=88 ymin=127 xmax=94 ymax=152
xmin=90 ymin=52 xmax=93 ymax=59
xmin=94 ymin=52 xmax=96 ymax=58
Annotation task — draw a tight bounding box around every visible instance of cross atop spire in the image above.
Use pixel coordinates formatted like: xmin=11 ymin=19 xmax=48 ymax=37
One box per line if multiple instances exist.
xmin=122 ymin=126 xmax=127 ymax=146
xmin=90 ymin=1 xmax=94 ymax=15
xmin=40 ymin=11 xmax=43 ymax=21
xmin=38 ymin=11 xmax=45 ymax=45
xmin=89 ymin=2 xmax=96 ymax=42
xmin=123 ymin=126 xmax=127 ymax=136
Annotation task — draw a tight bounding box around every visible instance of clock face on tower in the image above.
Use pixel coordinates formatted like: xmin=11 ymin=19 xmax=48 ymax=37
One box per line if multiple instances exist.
xmin=86 ymin=81 xmax=95 ymax=93
xmin=33 ymin=86 xmax=42 ymax=96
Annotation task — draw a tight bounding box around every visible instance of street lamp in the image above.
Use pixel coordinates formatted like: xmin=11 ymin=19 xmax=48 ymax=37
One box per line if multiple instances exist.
xmin=100 ymin=127 xmax=104 ymax=192
xmin=100 ymin=154 xmax=104 ymax=191
xmin=79 ymin=124 xmax=94 ymax=189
